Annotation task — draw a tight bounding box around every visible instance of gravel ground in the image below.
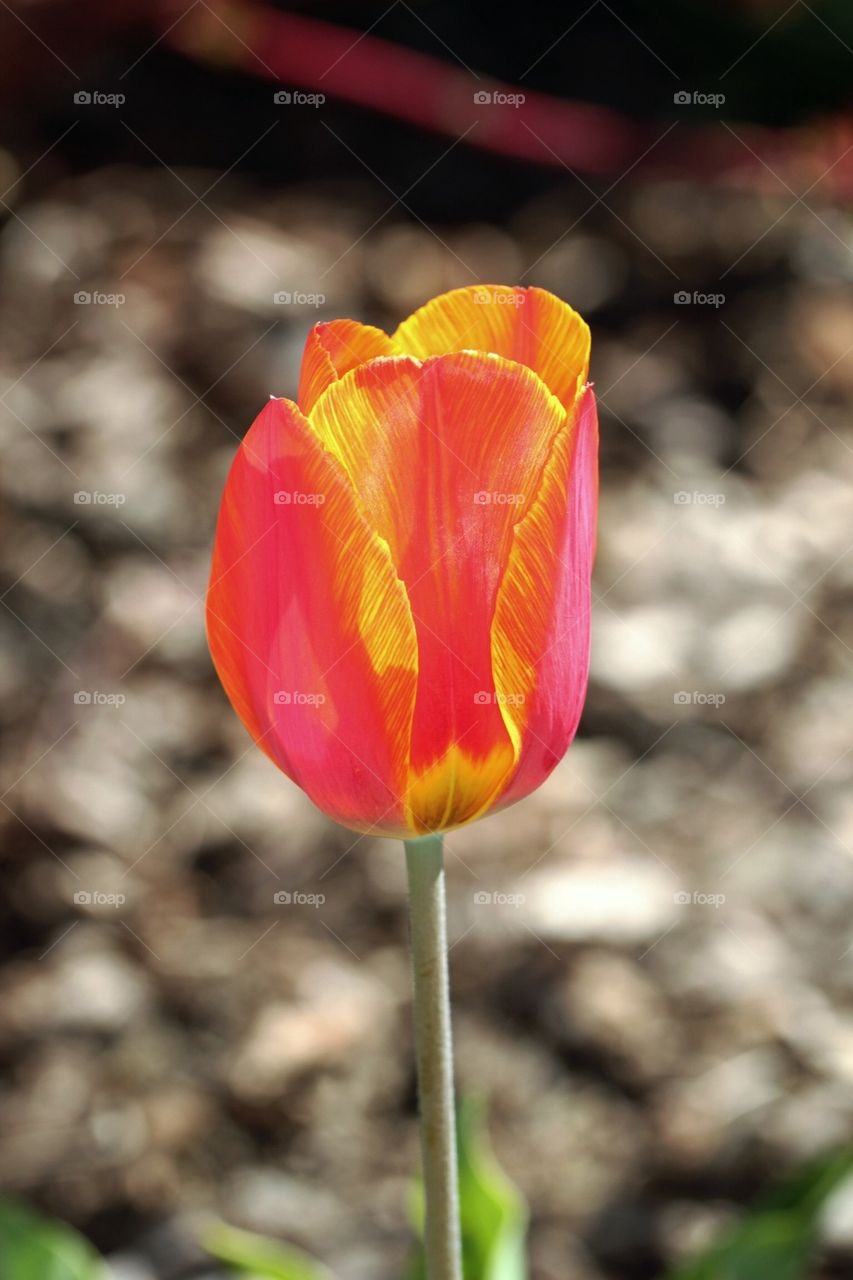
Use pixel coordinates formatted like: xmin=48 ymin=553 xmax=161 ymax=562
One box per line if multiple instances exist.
xmin=1 ymin=128 xmax=853 ymax=1279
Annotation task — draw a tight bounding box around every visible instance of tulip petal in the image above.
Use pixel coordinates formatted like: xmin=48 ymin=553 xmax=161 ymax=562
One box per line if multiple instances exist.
xmin=308 ymin=351 xmax=566 ymax=832
xmin=206 ymin=396 xmax=418 ymax=834
xmin=393 ymin=284 xmax=590 ymax=408
xmin=491 ymin=384 xmax=598 ymax=807
xmin=298 ymin=319 xmax=396 ymax=413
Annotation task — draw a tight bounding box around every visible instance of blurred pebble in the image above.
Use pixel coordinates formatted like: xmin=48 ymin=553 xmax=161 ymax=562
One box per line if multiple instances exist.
xmin=228 ymin=961 xmax=388 ymax=1101
xmin=522 ymin=855 xmax=677 ymax=944
xmin=558 ymin=951 xmax=680 ymax=1080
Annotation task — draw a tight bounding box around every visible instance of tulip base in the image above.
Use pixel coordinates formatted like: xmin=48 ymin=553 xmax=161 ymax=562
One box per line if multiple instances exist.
xmin=404 ymin=833 xmax=462 ymax=1280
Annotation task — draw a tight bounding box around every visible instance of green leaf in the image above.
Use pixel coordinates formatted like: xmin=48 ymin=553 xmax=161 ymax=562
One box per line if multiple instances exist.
xmin=409 ymin=1096 xmax=528 ymax=1280
xmin=201 ymin=1221 xmax=335 ymax=1280
xmin=0 ymin=1200 xmax=104 ymax=1280
xmin=666 ymin=1148 xmax=853 ymax=1280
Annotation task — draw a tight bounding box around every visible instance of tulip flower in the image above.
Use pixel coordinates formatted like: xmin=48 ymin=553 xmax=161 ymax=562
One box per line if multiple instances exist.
xmin=207 ymin=283 xmax=597 ymax=1280
xmin=207 ymin=284 xmax=597 ymax=840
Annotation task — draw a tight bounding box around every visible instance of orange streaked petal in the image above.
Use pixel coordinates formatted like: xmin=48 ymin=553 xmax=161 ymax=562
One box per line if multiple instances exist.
xmin=307 ymin=350 xmax=566 ymax=832
xmin=298 ymin=318 xmax=396 ymax=413
xmin=393 ymin=284 xmax=590 ymax=408
xmin=491 ymin=384 xmax=598 ymax=808
xmin=206 ymin=396 xmax=418 ymax=834
xmin=405 ymin=741 xmax=516 ymax=834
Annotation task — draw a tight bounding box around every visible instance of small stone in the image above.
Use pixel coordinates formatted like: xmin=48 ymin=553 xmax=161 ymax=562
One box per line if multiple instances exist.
xmin=523 ymin=856 xmax=678 ymax=944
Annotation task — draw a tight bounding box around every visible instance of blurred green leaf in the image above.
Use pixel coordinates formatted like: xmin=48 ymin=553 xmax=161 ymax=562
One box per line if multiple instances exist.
xmin=202 ymin=1221 xmax=335 ymax=1280
xmin=666 ymin=1148 xmax=853 ymax=1280
xmin=409 ymin=1097 xmax=528 ymax=1280
xmin=0 ymin=1200 xmax=104 ymax=1280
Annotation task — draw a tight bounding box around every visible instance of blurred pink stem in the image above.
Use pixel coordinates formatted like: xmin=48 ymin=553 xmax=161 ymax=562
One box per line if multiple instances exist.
xmin=164 ymin=1 xmax=853 ymax=195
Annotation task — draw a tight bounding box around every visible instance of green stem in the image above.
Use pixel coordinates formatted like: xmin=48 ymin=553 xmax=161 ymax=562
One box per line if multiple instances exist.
xmin=404 ymin=833 xmax=463 ymax=1280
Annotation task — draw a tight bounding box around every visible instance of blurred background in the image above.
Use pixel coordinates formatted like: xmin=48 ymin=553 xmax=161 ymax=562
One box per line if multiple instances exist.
xmin=2 ymin=1 xmax=853 ymax=1277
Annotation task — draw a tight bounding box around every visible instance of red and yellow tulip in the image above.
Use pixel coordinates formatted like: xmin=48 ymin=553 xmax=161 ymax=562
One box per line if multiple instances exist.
xmin=207 ymin=285 xmax=597 ymax=838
